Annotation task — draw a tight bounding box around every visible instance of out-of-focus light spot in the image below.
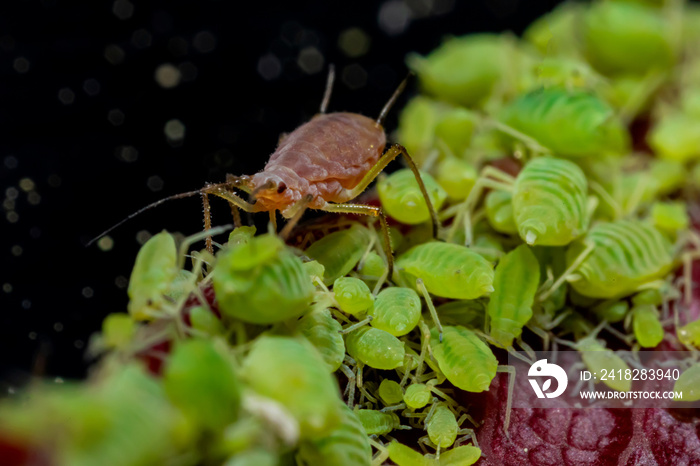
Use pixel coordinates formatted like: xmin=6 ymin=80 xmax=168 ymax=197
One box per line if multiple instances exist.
xmin=258 ymin=54 xmax=281 ymax=81
xmin=297 ymin=46 xmax=324 ymax=74
xmin=116 ymin=145 xmax=138 ymax=162
xmin=28 ymin=331 xmax=37 ymax=340
xmin=3 ymin=199 xmax=14 ymax=210
xmin=131 ymin=28 xmax=152 ymax=48
xmin=136 ymin=230 xmax=152 ymax=245
xmin=11 ymin=245 xmax=22 ymax=257
xmin=4 ymin=156 xmax=17 ymax=170
xmin=54 ymin=322 xmax=63 ymax=332
xmin=164 ymin=119 xmax=185 ymax=145
xmin=155 ymin=63 xmax=181 ymax=89
xmin=21 ymin=299 xmax=31 ymax=309
xmin=168 ymin=37 xmax=188 ymax=57
xmin=104 ymin=45 xmax=125 ymax=65
xmin=58 ymin=87 xmax=75 ymax=105
xmin=19 ymin=178 xmax=35 ymax=192
xmin=112 ymin=0 xmax=134 ymax=20
xmin=193 ymin=31 xmax=216 ymax=53
xmin=29 ymin=227 xmax=41 ymax=239
xmin=97 ymin=236 xmax=114 ymax=251
xmin=178 ymin=62 xmax=198 ymax=82
xmin=6 ymin=212 xmax=18 ymax=223
xmin=82 ymin=287 xmax=94 ymax=298
xmin=74 ymin=340 xmax=84 ymax=349
xmin=108 ymin=108 xmax=125 ymax=126
xmin=147 ymin=175 xmax=164 ymax=192
xmin=338 ymin=28 xmax=371 ymax=58
xmin=115 ymin=275 xmax=128 ymax=289
xmin=48 ymin=174 xmax=62 ymax=187
xmin=54 ymin=377 xmax=64 ymax=384
xmin=378 ymin=0 xmax=412 ymax=36
xmin=13 ymin=57 xmax=29 ymax=73
xmin=83 ymin=78 xmax=101 ymax=96
xmin=2 ymin=283 xmax=11 ymax=293
xmin=342 ymin=63 xmax=368 ymax=90
xmin=6 ymin=187 xmax=19 ymax=200
xmin=27 ymin=192 xmax=41 ymax=205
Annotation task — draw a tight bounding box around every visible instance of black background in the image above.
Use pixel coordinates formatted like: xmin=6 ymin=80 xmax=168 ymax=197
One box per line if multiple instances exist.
xmin=0 ymin=0 xmax=565 ymax=386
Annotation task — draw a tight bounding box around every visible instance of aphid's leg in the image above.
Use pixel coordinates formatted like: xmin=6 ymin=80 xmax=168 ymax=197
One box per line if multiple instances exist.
xmin=319 ymin=64 xmax=335 ymax=114
xmin=201 ymin=183 xmax=258 ymax=252
xmin=339 ymin=316 xmax=373 ymax=334
xmin=381 ymin=403 xmax=406 ymax=413
xmin=269 ymin=211 xmax=278 ymax=232
xmin=487 ymin=119 xmax=551 ymax=155
xmin=202 ymin=192 xmax=214 ymax=254
xmin=229 ymin=203 xmax=242 ymax=228
xmin=496 ymin=365 xmax=515 ymax=436
xmin=416 ymin=278 xmax=443 ymax=342
xmin=339 ymin=144 xmax=440 ymax=238
xmin=321 ymin=202 xmax=395 ymax=279
xmin=360 ymin=386 xmax=378 ymax=404
xmin=516 ymin=337 xmax=536 ymax=361
xmin=177 ymin=224 xmax=233 ymax=270
xmin=279 ymin=194 xmax=314 ymax=239
xmin=340 ymin=363 xmax=356 ymax=408
xmin=369 ymin=437 xmax=388 ymax=466
xmin=529 ymin=325 xmax=551 ymax=351
xmin=589 ymin=180 xmax=622 ymax=220
xmin=538 ymin=240 xmax=595 ymax=302
xmin=456 ymin=429 xmax=479 ymax=449
xmin=447 ymin=166 xmax=514 ymax=244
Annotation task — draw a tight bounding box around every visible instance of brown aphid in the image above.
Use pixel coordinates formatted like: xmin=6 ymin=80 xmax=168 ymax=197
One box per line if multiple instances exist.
xmin=90 ymin=67 xmax=438 ymax=276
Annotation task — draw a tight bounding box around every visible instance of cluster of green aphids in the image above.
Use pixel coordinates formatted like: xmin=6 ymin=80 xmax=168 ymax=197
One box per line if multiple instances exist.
xmin=5 ymin=1 xmax=700 ymax=465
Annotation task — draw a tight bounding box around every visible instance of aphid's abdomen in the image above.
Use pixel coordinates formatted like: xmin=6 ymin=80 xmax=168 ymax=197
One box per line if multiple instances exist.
xmin=674 ymin=364 xmax=700 ymax=402
xmin=370 ymin=287 xmax=422 ymax=337
xmin=487 ymin=245 xmax=540 ymax=347
xmin=512 ymin=157 xmax=589 ymax=246
xmin=499 ymin=88 xmax=629 ymax=157
xmin=396 ymin=242 xmax=494 ymax=299
xmin=356 ymin=409 xmax=398 ymax=436
xmin=296 ymin=309 xmax=345 ymax=372
xmin=299 ymin=402 xmax=372 ymax=466
xmin=426 ymin=403 xmax=458 ymax=449
xmin=305 ymin=225 xmax=372 ymax=285
xmin=345 ymin=326 xmax=405 ymax=370
xmin=265 ymin=113 xmax=386 ymax=202
xmin=431 ymin=325 xmax=497 ymax=392
xmin=566 ymin=219 xmax=674 ymax=298
xmin=243 ymin=336 xmax=342 ymax=439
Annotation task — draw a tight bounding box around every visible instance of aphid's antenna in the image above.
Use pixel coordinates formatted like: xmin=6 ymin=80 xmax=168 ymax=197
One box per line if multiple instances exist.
xmin=319 ymin=64 xmax=335 ymax=114
xmin=86 ymin=180 xmax=242 ymax=248
xmin=376 ymin=72 xmax=413 ymax=126
xmin=85 ymin=190 xmax=203 ymax=247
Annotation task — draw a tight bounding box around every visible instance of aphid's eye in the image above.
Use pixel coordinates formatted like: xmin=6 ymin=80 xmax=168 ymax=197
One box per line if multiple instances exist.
xmin=277 ymin=183 xmax=287 ymax=193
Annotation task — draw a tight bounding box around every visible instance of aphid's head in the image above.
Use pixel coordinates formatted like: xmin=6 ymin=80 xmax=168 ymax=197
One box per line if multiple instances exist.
xmin=250 ymin=172 xmax=304 ymax=214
